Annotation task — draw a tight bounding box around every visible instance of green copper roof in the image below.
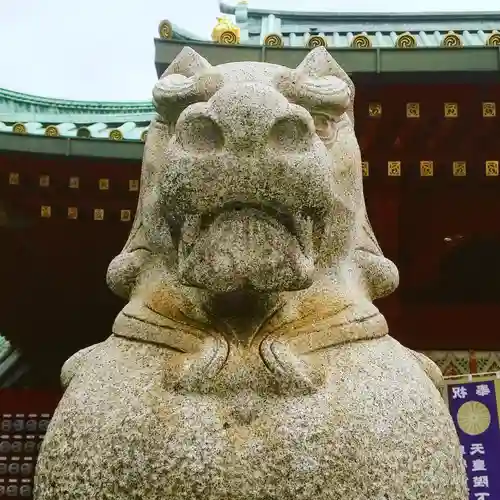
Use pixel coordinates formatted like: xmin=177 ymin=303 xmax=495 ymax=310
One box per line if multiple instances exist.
xmin=219 ymin=2 xmax=500 ymax=47
xmin=169 ymin=19 xmax=208 ymax=42
xmin=0 ymin=18 xmax=206 ymax=148
xmin=0 ymin=336 xmax=10 ymax=359
xmin=0 ymin=88 xmax=154 ymax=124
xmin=0 ymin=121 xmax=150 ymax=141
xmin=0 ymin=88 xmax=154 ymax=141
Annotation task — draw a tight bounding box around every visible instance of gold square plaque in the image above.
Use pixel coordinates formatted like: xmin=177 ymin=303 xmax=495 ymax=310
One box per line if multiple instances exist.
xmin=94 ymin=209 xmax=104 ymax=220
xmin=482 ymin=102 xmax=496 ymax=118
xmin=406 ymin=103 xmax=420 ymax=118
xmin=388 ymin=161 xmax=401 ymax=177
xmin=444 ymin=103 xmax=458 ymax=118
xmin=368 ymin=103 xmax=382 ymax=117
xmin=8 ymin=173 xmax=19 ymax=185
xmin=120 ymin=210 xmax=131 ymax=222
xmin=486 ymin=161 xmax=499 ymax=177
xmin=420 ymin=161 xmax=434 ymax=177
xmin=361 ymin=162 xmax=369 ymax=177
xmin=41 ymin=206 xmax=51 ymax=218
xmin=39 ymin=175 xmax=50 ymax=187
xmin=67 ymin=207 xmax=78 ymax=219
xmin=452 ymin=161 xmax=467 ymax=177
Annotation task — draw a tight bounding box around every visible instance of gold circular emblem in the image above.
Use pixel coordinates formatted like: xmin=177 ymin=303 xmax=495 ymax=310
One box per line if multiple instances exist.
xmin=307 ymin=35 xmax=327 ymax=49
xmin=396 ymin=33 xmax=417 ymax=48
xmin=219 ymin=30 xmax=238 ymax=45
xmin=457 ymin=401 xmax=491 ymax=436
xmin=442 ymin=33 xmax=463 ymax=47
xmin=487 ymin=32 xmax=500 ymax=46
xmin=351 ymin=34 xmax=371 ymax=48
xmin=158 ymin=20 xmax=173 ymax=40
xmin=12 ymin=123 xmax=26 ymax=134
xmin=44 ymin=125 xmax=59 ymax=137
xmin=264 ymin=34 xmax=283 ymax=47
xmin=109 ymin=129 xmax=123 ymax=141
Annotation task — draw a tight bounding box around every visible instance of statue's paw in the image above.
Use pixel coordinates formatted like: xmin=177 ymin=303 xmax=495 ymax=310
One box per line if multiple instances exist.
xmin=407 ymin=348 xmax=445 ymax=392
xmin=163 ymin=334 xmax=229 ymax=393
xmin=259 ymin=336 xmax=324 ymax=394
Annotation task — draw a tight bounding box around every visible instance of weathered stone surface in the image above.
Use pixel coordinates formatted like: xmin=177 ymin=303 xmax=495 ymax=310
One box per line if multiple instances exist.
xmin=34 ymin=47 xmax=467 ymax=500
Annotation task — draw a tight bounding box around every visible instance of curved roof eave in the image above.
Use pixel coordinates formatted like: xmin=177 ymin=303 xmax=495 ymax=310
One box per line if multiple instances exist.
xmin=220 ymin=1 xmax=500 ymax=22
xmin=171 ymin=22 xmax=209 ymax=42
xmin=0 ymin=88 xmax=155 ymax=125
xmin=0 ymin=88 xmax=154 ymax=114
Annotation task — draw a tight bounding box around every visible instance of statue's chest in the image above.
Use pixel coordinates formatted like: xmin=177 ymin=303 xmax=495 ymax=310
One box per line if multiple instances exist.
xmin=37 ymin=378 xmax=464 ymax=500
xmin=36 ymin=352 xmax=466 ymax=500
xmin=48 ymin=358 xmax=441 ymax=449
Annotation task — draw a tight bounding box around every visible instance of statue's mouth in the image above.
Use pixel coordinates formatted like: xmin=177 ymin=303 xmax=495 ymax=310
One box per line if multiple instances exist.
xmin=200 ymin=200 xmax=301 ymax=246
xmin=168 ymin=198 xmax=318 ymax=257
xmin=173 ymin=199 xmax=317 ymax=293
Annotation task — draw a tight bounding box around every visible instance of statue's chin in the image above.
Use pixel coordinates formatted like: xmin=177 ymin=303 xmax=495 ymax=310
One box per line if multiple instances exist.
xmin=177 ymin=210 xmax=315 ymax=294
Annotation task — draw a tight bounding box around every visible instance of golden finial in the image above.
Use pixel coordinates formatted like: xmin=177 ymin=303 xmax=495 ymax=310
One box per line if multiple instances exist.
xmin=211 ymin=15 xmax=240 ymax=44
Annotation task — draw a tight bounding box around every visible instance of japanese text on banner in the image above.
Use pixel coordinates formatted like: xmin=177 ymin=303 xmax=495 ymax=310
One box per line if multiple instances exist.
xmin=448 ymin=379 xmax=500 ymax=500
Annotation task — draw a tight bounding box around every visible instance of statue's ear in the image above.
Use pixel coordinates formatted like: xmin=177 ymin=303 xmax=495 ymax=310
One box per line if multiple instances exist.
xmin=154 ymin=48 xmax=221 ymax=117
xmin=297 ymin=47 xmax=352 ymax=86
xmin=297 ymin=47 xmax=355 ymax=123
xmin=161 ymin=47 xmax=213 ymax=78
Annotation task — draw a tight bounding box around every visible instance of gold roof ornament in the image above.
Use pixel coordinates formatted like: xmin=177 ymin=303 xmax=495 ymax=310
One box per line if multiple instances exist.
xmin=264 ymin=34 xmax=284 ymax=47
xmin=396 ymin=32 xmax=417 ymax=48
xmin=109 ymin=129 xmax=123 ymax=141
xmin=351 ymin=34 xmax=372 ymax=48
xmin=158 ymin=20 xmax=173 ymax=40
xmin=441 ymin=31 xmax=463 ymax=47
xmin=306 ymin=35 xmax=328 ymax=49
xmin=12 ymin=123 xmax=26 ymax=134
xmin=211 ymin=16 xmax=240 ymax=45
xmin=486 ymin=31 xmax=500 ymax=46
xmin=44 ymin=125 xmax=59 ymax=137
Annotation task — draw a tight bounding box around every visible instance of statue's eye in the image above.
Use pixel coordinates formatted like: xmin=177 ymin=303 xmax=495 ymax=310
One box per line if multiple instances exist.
xmin=176 ymin=116 xmax=224 ymax=153
xmin=311 ymin=113 xmax=337 ymax=141
xmin=269 ymin=116 xmax=312 ymax=151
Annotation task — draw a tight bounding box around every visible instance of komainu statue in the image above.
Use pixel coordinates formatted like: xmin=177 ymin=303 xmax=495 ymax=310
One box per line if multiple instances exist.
xmin=34 ymin=47 xmax=467 ymax=499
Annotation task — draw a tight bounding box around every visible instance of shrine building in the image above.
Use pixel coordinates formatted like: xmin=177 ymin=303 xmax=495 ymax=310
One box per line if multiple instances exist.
xmin=2 ymin=3 xmax=500 ymax=497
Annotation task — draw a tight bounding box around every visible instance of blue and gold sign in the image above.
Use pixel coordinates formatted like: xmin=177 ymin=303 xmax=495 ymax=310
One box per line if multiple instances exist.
xmin=446 ymin=376 xmax=500 ymax=499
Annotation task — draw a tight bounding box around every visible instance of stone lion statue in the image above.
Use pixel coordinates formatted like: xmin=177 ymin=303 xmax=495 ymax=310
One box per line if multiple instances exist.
xmin=34 ymin=47 xmax=467 ymax=500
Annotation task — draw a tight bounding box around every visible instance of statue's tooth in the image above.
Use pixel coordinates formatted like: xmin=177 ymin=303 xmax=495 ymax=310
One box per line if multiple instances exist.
xmin=295 ymin=213 xmax=314 ymax=256
xmin=180 ymin=214 xmax=201 ymax=253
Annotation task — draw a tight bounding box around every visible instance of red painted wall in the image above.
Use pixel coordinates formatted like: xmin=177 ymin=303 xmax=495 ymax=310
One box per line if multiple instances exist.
xmin=0 ymin=152 xmax=137 ymax=384
xmin=358 ymin=82 xmax=500 ymax=350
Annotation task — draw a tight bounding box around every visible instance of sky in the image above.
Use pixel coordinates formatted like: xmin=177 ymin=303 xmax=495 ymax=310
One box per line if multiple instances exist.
xmin=0 ymin=0 xmax=498 ymax=101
